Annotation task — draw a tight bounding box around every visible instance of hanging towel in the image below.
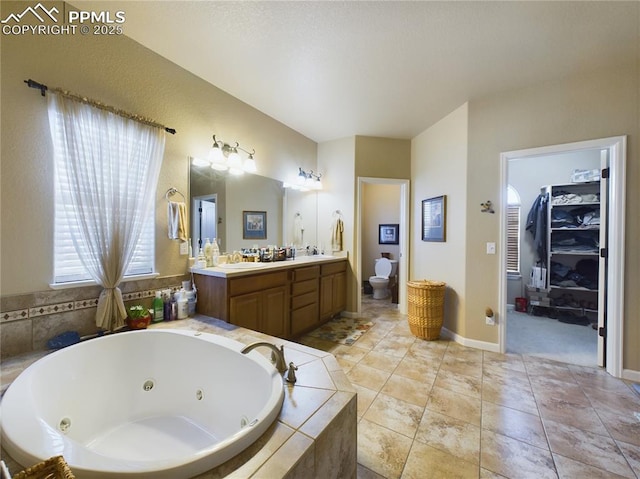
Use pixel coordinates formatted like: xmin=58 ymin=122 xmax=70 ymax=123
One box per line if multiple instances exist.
xmin=168 ymin=201 xmax=188 ymax=242
xmin=293 ymin=214 xmax=304 ymax=246
xmin=331 ymin=217 xmax=344 ymax=252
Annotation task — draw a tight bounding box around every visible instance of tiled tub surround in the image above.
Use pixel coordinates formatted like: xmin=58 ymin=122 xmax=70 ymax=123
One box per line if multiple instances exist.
xmin=0 ymin=315 xmax=357 ymax=478
xmin=0 ymin=275 xmax=189 ymax=358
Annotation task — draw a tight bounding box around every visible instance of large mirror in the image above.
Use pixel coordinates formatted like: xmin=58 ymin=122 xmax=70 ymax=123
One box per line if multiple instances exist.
xmin=190 ymin=164 xmax=283 ymax=255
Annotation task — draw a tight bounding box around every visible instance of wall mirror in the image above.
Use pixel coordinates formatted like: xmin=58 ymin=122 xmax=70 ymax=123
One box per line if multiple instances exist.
xmin=189 ymin=160 xmax=318 ymax=256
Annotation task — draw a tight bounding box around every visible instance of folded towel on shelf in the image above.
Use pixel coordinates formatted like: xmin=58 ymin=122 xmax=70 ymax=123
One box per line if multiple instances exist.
xmin=168 ymin=201 xmax=188 ymax=242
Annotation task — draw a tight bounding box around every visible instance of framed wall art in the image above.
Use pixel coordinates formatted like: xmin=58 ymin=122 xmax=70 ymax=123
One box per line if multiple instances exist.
xmin=243 ymin=211 xmax=267 ymax=239
xmin=379 ymin=224 xmax=399 ymax=245
xmin=422 ymin=195 xmax=446 ymax=242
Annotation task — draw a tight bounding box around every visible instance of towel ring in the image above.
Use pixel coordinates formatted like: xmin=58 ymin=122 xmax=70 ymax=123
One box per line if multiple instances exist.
xmin=165 ymin=187 xmax=185 ymax=202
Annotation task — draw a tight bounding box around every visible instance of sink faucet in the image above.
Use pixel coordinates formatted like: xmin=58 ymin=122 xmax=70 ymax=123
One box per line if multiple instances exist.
xmin=240 ymin=342 xmax=287 ymax=373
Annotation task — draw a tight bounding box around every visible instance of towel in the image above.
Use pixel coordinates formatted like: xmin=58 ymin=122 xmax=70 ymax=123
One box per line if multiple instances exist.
xmin=168 ymin=201 xmax=188 ymax=242
xmin=293 ymin=214 xmax=304 ymax=246
xmin=331 ymin=217 xmax=344 ymax=252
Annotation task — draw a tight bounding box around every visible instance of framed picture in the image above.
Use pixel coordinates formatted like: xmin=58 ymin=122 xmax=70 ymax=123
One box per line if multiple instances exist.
xmin=243 ymin=211 xmax=267 ymax=239
xmin=422 ymin=195 xmax=446 ymax=242
xmin=379 ymin=224 xmax=399 ymax=245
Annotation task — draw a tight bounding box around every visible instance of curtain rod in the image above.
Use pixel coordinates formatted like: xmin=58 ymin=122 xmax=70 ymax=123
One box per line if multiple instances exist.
xmin=24 ymin=79 xmax=176 ymax=135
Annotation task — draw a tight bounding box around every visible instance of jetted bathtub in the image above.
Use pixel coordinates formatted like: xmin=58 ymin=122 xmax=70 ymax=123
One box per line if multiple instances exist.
xmin=1 ymin=329 xmax=285 ymax=478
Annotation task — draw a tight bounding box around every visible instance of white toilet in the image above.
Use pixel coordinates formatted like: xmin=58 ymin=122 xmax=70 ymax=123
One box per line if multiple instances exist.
xmin=369 ymin=258 xmax=398 ymax=299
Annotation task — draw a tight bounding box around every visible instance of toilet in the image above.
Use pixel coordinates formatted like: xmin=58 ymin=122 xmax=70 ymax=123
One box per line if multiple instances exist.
xmin=369 ymin=258 xmax=398 ymax=299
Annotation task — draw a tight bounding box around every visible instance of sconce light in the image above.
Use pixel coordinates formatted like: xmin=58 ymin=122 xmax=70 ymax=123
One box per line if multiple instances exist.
xmin=287 ymin=167 xmax=322 ymax=191
xmin=194 ymin=134 xmax=257 ymax=175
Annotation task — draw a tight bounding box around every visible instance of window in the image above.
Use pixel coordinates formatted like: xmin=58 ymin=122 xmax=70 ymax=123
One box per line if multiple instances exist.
xmin=51 ymin=101 xmax=156 ymax=285
xmin=507 ymin=185 xmax=521 ymax=274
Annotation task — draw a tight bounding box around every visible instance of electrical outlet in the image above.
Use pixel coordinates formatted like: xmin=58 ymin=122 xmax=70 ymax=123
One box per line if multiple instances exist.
xmin=486 ymin=242 xmax=496 ymax=255
xmin=179 ymin=241 xmax=189 ymax=256
xmin=485 ymin=316 xmax=495 ymax=325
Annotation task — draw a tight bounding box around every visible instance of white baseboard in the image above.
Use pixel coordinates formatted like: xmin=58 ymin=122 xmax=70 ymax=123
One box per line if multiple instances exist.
xmin=440 ymin=328 xmax=500 ymax=353
xmin=622 ymin=368 xmax=640 ymax=383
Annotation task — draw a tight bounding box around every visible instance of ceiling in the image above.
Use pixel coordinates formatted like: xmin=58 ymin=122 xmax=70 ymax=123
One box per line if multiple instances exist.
xmin=79 ymin=1 xmax=639 ymax=143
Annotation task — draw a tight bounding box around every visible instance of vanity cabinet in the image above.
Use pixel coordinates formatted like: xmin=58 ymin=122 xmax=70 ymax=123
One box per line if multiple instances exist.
xmin=228 ymin=271 xmax=289 ymax=338
xmin=193 ymin=258 xmax=347 ymax=339
xmin=320 ymin=261 xmax=347 ymax=321
xmin=289 ymin=265 xmax=320 ymax=336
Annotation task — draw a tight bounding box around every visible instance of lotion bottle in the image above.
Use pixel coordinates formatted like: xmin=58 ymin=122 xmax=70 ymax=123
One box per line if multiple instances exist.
xmin=211 ymin=237 xmax=220 ymax=266
xmin=204 ymin=238 xmax=213 ymax=267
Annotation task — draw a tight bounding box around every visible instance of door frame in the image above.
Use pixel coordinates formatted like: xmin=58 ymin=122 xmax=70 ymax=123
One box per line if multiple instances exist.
xmin=498 ymin=136 xmax=626 ymax=378
xmin=356 ymin=177 xmax=410 ymax=315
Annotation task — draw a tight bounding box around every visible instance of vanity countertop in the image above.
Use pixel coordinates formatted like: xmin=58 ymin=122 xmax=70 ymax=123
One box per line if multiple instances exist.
xmin=191 ymin=254 xmax=347 ymax=278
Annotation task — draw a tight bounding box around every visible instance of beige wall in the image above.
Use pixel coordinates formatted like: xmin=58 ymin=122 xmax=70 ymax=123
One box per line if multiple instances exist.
xmin=317 ymin=137 xmax=356 ymax=311
xmin=411 ymin=103 xmax=469 ymax=335
xmin=355 ymin=136 xmax=411 ymax=179
xmin=0 ymin=2 xmax=316 ymax=296
xmin=465 ymin=66 xmax=639 ymax=370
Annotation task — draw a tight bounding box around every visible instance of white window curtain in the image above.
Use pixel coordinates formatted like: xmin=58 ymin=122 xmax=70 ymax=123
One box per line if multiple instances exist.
xmin=48 ymin=92 xmax=165 ymax=331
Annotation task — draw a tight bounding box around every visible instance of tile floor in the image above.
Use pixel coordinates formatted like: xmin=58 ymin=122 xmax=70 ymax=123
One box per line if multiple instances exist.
xmin=297 ymin=297 xmax=640 ymax=479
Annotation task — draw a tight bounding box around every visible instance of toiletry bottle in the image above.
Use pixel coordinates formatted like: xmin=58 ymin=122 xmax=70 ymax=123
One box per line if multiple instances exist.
xmin=152 ymin=291 xmax=164 ymax=322
xmin=163 ymin=290 xmax=171 ymax=320
xmin=211 ymin=237 xmax=220 ymax=266
xmin=196 ymin=248 xmax=206 ymax=268
xmin=204 ymin=238 xmax=212 ymax=267
xmin=169 ymin=292 xmax=178 ymax=321
xmin=177 ymin=289 xmax=188 ymax=319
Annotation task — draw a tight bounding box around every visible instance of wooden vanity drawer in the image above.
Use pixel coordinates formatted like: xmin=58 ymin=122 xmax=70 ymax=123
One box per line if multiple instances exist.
xmin=229 ymin=271 xmax=288 ymax=296
xmin=291 ymin=278 xmax=318 ymax=296
xmin=291 ymin=265 xmax=319 ymax=282
xmin=321 ymin=261 xmax=347 ymax=276
xmin=291 ymin=290 xmax=318 ymax=310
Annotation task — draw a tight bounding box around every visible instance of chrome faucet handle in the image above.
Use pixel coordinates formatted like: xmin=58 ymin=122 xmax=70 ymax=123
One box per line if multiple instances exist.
xmin=286 ymin=362 xmax=298 ymax=384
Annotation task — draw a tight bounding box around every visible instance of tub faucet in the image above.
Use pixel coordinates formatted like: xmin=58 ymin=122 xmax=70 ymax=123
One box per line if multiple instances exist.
xmin=241 ymin=342 xmax=287 ymax=373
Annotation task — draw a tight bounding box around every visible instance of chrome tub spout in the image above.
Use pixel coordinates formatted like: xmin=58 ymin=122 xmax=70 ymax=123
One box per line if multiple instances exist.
xmin=241 ymin=342 xmax=287 ymax=373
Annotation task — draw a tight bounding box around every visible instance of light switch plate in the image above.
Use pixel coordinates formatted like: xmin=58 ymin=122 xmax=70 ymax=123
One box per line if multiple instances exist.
xmin=179 ymin=241 xmax=189 ymax=255
xmin=486 ymin=242 xmax=496 ymax=255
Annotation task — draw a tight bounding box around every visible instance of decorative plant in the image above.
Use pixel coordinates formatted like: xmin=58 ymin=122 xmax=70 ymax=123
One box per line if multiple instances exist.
xmin=128 ymin=305 xmax=150 ymax=319
xmin=485 ymin=307 xmax=494 ymax=318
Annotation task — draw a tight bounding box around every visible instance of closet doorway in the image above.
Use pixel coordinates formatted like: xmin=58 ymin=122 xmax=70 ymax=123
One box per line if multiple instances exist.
xmin=499 ymin=137 xmax=626 ymax=378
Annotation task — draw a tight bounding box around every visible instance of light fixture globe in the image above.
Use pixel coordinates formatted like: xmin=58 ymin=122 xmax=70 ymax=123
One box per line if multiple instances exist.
xmin=209 ymin=142 xmax=226 ymax=170
xmin=244 ymin=153 xmax=257 ymax=173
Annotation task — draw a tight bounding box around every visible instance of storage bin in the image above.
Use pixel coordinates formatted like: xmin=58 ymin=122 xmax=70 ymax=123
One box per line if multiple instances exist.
xmin=407 ymin=280 xmax=446 ymax=340
xmin=515 ymin=297 xmax=528 ymax=312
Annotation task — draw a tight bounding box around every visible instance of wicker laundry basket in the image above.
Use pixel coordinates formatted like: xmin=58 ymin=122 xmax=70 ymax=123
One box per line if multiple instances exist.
xmin=407 ymin=280 xmax=446 ymax=340
xmin=12 ymin=456 xmax=75 ymax=479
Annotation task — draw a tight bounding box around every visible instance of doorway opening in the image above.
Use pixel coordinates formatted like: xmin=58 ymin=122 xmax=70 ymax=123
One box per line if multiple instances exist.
xmin=356 ymin=178 xmax=410 ymax=316
xmin=191 ymin=194 xmax=218 ymax=257
xmin=499 ymin=136 xmax=626 ymax=378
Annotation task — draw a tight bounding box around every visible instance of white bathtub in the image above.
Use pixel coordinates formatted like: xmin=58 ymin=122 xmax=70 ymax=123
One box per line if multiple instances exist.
xmin=1 ymin=330 xmax=285 ymax=478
